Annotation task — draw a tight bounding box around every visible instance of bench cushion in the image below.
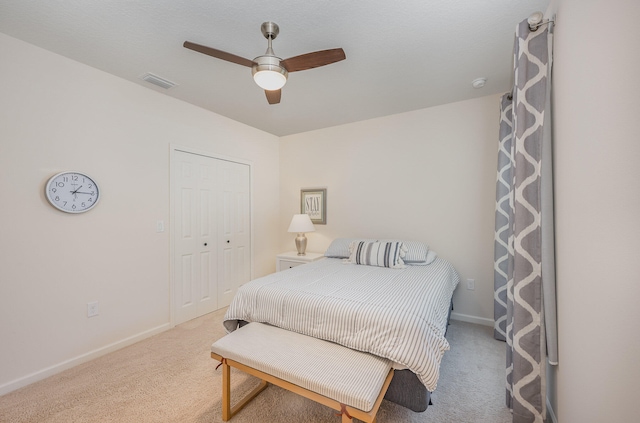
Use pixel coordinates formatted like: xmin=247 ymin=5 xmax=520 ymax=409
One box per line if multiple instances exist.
xmin=211 ymin=323 xmax=392 ymax=412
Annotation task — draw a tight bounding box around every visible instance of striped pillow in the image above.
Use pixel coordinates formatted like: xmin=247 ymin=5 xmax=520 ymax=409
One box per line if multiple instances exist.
xmin=347 ymin=241 xmax=407 ymax=269
xmin=379 ymin=240 xmax=429 ymax=263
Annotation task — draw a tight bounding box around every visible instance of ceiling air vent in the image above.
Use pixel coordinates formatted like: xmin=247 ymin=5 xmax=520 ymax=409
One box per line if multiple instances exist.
xmin=140 ymin=73 xmax=177 ymax=89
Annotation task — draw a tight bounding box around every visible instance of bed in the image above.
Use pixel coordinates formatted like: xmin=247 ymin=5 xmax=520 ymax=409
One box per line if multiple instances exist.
xmin=222 ymin=239 xmax=460 ymax=412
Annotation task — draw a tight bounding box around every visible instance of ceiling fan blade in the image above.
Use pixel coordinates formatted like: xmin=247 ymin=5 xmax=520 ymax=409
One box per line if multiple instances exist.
xmin=280 ymin=48 xmax=346 ymax=72
xmin=183 ymin=41 xmax=255 ymax=68
xmin=265 ymin=89 xmax=281 ymax=105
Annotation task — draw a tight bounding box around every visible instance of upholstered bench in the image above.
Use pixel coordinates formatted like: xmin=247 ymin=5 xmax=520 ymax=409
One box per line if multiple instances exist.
xmin=211 ymin=322 xmax=394 ymax=422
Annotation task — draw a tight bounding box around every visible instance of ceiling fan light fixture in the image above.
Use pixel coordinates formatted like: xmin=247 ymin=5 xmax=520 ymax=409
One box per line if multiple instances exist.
xmin=252 ymin=56 xmax=288 ymax=90
xmin=253 ymin=67 xmax=287 ymax=90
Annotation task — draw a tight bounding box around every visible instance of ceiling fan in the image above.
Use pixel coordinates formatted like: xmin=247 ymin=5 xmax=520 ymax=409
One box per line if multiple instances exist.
xmin=184 ymin=22 xmax=346 ymax=105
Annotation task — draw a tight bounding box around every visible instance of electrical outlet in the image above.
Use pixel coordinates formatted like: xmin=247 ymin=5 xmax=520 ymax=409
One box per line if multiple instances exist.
xmin=466 ymin=279 xmax=475 ymax=290
xmin=87 ymin=301 xmax=99 ymax=317
xmin=156 ymin=220 xmax=165 ymax=233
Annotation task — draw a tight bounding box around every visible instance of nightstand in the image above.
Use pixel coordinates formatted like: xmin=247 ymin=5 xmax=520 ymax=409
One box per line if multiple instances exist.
xmin=276 ymin=251 xmax=325 ymax=272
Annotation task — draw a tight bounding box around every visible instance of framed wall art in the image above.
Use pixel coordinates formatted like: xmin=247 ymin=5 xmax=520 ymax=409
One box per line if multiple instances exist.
xmin=300 ymin=188 xmax=326 ymax=225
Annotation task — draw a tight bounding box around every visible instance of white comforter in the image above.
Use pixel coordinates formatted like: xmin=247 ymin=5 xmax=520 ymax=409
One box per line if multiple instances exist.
xmin=223 ymin=257 xmax=460 ymax=391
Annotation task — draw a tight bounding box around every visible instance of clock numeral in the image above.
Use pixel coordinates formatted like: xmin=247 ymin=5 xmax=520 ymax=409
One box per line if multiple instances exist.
xmin=63 ymin=201 xmax=67 ymax=206
xmin=88 ymin=184 xmax=93 ymax=189
xmin=55 ymin=196 xmax=60 ymax=201
xmin=88 ymin=197 xmax=93 ymax=202
xmin=71 ymin=175 xmax=78 ymax=181
xmin=72 ymin=204 xmax=76 ymax=210
xmin=51 ymin=188 xmax=57 ymax=193
xmin=55 ymin=182 xmax=65 ymax=187
xmin=81 ymin=202 xmax=86 ymax=208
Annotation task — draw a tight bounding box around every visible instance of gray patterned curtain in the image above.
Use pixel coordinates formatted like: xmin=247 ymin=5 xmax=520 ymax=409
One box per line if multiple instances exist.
xmin=493 ymin=18 xmax=557 ymax=423
xmin=494 ymin=95 xmax=513 ymax=342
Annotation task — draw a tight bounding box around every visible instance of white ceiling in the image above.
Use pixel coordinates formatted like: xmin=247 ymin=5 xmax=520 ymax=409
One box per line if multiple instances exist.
xmin=0 ymin=0 xmax=548 ymax=137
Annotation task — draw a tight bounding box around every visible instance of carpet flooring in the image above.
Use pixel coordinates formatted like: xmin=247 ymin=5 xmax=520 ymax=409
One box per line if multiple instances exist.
xmin=0 ymin=308 xmax=512 ymax=422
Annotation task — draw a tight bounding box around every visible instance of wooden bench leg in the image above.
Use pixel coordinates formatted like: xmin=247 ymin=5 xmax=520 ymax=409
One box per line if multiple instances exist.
xmin=221 ymin=360 xmax=269 ymax=421
xmin=222 ymin=361 xmax=231 ymax=421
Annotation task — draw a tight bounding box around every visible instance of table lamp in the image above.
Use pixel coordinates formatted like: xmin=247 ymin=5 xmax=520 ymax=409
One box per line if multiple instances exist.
xmin=287 ymin=214 xmax=315 ymax=255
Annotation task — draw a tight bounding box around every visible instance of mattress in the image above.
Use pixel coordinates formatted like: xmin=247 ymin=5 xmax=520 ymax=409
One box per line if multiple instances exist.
xmin=223 ymin=257 xmax=459 ymax=392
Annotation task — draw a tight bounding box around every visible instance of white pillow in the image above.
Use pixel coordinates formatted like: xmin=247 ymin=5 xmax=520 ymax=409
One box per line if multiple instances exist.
xmin=408 ymin=250 xmax=438 ymax=265
xmin=346 ymin=241 xmax=407 ymax=269
xmin=324 ymin=238 xmax=377 ymax=258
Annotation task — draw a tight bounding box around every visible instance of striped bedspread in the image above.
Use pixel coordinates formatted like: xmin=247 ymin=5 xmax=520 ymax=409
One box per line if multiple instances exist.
xmin=223 ymin=257 xmax=460 ymax=392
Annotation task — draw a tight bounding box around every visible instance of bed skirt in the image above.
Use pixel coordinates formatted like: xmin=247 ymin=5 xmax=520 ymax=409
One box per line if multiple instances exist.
xmin=384 ymin=369 xmax=430 ymax=411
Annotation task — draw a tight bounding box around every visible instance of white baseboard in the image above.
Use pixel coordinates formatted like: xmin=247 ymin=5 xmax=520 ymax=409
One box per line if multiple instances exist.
xmin=0 ymin=322 xmax=171 ymax=396
xmin=450 ymin=312 xmax=495 ymax=327
xmin=547 ymin=397 xmax=558 ymax=423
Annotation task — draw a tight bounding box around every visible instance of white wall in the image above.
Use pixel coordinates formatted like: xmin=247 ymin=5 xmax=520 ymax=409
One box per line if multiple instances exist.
xmin=0 ymin=33 xmax=280 ymax=394
xmin=280 ymin=94 xmax=501 ymax=324
xmin=549 ymin=0 xmax=640 ymax=421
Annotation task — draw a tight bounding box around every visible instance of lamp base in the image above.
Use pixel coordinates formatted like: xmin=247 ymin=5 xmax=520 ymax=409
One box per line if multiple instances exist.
xmin=294 ymin=233 xmax=307 ymax=256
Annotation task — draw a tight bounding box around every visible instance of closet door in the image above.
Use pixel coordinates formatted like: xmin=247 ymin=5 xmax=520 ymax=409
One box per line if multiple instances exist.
xmin=172 ymin=150 xmax=251 ymax=325
xmin=218 ymin=160 xmax=251 ymax=308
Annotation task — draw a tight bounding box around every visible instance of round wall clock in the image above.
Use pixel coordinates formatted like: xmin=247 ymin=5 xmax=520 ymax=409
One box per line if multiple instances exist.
xmin=45 ymin=171 xmax=100 ymax=213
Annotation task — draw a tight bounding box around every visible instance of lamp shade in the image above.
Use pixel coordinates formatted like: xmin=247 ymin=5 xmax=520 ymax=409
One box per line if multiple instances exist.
xmin=287 ymin=214 xmax=315 ymax=233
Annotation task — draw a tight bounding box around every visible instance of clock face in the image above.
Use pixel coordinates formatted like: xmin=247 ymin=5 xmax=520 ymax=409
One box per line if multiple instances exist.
xmin=45 ymin=171 xmax=100 ymax=213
